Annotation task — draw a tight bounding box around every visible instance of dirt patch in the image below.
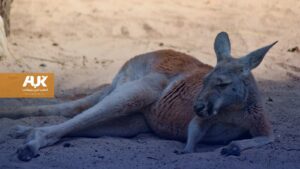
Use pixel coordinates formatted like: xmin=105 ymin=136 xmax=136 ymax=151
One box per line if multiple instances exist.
xmin=0 ymin=0 xmax=299 ymax=168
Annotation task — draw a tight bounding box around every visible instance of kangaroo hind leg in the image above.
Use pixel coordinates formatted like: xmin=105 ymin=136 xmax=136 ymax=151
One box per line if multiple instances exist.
xmin=68 ymin=113 xmax=150 ymax=138
xmin=16 ymin=73 xmax=166 ymax=161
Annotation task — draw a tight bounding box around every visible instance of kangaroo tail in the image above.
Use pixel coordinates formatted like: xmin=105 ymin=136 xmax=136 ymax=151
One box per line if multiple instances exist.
xmin=0 ymin=84 xmax=112 ymax=119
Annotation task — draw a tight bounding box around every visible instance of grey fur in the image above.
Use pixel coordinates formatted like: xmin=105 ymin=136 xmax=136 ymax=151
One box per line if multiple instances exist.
xmin=186 ymin=33 xmax=276 ymax=155
xmin=214 ymin=32 xmax=231 ymax=62
xmin=239 ymin=41 xmax=278 ymax=74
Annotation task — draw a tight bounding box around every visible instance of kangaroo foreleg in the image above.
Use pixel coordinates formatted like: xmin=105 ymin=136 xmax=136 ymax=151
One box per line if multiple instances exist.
xmin=221 ymin=113 xmax=273 ymax=156
xmin=220 ymin=135 xmax=274 ymax=156
xmin=182 ymin=116 xmax=210 ymax=153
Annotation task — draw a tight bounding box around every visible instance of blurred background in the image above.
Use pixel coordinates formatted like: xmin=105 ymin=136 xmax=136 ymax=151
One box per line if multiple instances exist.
xmin=0 ymin=0 xmax=299 ymax=96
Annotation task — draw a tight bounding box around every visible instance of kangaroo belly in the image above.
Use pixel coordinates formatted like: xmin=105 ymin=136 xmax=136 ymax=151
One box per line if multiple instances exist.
xmin=145 ymin=101 xmax=195 ymax=141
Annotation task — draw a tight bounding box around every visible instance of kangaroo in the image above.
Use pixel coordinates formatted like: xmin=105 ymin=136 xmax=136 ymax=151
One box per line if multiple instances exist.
xmin=1 ymin=32 xmax=276 ymax=161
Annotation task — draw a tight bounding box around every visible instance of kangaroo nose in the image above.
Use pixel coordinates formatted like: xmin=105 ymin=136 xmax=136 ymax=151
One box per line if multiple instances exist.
xmin=194 ymin=103 xmax=205 ymax=113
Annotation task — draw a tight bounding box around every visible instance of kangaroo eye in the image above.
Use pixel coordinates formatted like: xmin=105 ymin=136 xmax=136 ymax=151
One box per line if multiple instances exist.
xmin=218 ymin=83 xmax=228 ymax=87
xmin=215 ymin=76 xmax=232 ymax=89
xmin=217 ymin=82 xmax=231 ymax=88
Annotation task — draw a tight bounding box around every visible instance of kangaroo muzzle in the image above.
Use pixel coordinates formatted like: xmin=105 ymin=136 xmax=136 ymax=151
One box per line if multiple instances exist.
xmin=194 ymin=97 xmax=223 ymax=118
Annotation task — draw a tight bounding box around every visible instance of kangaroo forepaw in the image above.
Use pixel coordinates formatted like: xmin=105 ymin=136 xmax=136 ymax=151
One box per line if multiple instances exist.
xmin=221 ymin=143 xmax=241 ymax=156
xmin=176 ymin=145 xmax=195 ymax=155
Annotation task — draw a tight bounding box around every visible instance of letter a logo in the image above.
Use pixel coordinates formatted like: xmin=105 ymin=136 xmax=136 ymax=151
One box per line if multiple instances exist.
xmin=22 ymin=76 xmax=34 ymax=88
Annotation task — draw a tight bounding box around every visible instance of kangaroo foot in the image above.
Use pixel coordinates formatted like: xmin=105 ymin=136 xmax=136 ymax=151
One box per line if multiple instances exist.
xmin=17 ymin=127 xmax=60 ymax=161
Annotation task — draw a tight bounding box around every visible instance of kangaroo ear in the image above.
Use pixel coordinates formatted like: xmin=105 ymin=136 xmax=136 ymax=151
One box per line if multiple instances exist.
xmin=239 ymin=41 xmax=277 ymax=74
xmin=214 ymin=32 xmax=231 ymax=63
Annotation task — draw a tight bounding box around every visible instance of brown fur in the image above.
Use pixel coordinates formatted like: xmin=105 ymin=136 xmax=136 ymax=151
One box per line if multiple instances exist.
xmin=144 ymin=50 xmax=212 ymax=140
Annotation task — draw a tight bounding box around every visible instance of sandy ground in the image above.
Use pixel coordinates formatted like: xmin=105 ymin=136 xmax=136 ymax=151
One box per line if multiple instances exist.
xmin=0 ymin=0 xmax=300 ymax=168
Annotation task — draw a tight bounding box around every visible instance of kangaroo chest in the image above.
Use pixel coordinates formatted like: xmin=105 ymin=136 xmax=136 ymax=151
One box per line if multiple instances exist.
xmin=143 ymin=73 xmax=204 ymax=141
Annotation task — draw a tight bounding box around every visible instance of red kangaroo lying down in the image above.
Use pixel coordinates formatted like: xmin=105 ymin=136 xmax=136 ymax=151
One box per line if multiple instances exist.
xmin=1 ymin=32 xmax=277 ymax=161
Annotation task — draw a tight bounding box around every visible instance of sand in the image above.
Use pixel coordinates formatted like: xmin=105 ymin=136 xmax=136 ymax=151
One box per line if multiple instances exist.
xmin=0 ymin=0 xmax=299 ymax=168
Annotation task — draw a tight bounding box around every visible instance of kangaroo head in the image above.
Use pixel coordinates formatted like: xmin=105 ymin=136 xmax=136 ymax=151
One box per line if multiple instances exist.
xmin=194 ymin=32 xmax=277 ymax=118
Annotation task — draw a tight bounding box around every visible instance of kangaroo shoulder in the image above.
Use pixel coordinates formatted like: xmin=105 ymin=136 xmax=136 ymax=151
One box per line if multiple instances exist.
xmin=150 ymin=49 xmax=212 ymax=75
